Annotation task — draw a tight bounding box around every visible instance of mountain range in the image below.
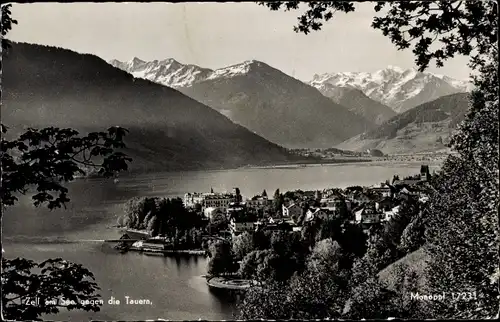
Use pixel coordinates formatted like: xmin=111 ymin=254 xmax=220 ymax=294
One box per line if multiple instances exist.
xmin=2 ymin=42 xmax=302 ymax=172
xmin=111 ymin=58 xmax=375 ymax=148
xmin=336 ymin=93 xmax=470 ymax=154
xmin=313 ymin=85 xmax=397 ymax=124
xmin=308 ymin=66 xmax=471 ymax=113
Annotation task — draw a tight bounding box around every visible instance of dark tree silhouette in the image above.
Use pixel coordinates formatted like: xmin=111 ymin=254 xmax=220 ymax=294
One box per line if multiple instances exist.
xmin=257 ymin=1 xmax=499 ymax=319
xmin=1 ymin=125 xmax=131 ymax=320
xmin=1 ymin=6 xmax=132 ymax=320
xmin=1 ymin=4 xmax=17 ymax=51
xmin=261 ymin=1 xmax=497 ymax=71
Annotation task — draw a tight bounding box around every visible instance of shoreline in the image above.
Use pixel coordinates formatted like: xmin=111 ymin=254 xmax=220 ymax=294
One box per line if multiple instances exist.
xmin=127 ymin=246 xmax=207 ymax=256
xmin=75 ymin=156 xmax=445 ymax=181
xmin=205 ymin=276 xmax=252 ymax=291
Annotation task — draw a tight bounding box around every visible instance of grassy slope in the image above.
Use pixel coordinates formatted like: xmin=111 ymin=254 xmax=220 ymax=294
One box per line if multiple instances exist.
xmin=337 ymin=93 xmax=470 ymax=154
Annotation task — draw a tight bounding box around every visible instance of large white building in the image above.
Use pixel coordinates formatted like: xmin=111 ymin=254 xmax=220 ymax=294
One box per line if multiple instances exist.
xmin=184 ymin=190 xmax=236 ymax=213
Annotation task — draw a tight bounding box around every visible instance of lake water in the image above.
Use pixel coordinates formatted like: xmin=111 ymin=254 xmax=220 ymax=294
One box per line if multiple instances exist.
xmin=2 ymin=162 xmax=439 ymax=320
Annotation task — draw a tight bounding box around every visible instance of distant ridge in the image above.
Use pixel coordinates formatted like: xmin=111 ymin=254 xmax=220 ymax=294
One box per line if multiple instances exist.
xmin=111 ymin=57 xmax=376 ymax=148
xmin=2 ymin=42 xmax=299 ymax=172
xmin=336 ymin=93 xmax=470 ymax=154
xmin=309 ymin=66 xmax=472 ymax=113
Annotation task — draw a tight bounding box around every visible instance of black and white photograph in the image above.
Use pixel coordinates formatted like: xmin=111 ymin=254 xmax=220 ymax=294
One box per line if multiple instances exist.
xmin=1 ymin=1 xmax=498 ymax=320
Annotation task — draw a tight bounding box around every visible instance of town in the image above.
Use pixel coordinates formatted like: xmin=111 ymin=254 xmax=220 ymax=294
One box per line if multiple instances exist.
xmin=115 ymin=165 xmax=434 ymax=293
xmin=181 ymin=164 xmax=431 ymax=238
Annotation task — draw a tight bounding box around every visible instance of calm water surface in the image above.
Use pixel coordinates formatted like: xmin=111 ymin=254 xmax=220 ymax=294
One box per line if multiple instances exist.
xmin=2 ymin=162 xmax=439 ymax=320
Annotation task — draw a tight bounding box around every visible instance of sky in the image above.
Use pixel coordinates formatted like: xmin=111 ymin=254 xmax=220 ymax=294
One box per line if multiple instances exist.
xmin=8 ymin=2 xmax=472 ymax=81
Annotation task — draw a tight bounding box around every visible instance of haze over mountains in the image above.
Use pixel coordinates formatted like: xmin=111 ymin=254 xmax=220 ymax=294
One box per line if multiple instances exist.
xmin=336 ymin=93 xmax=470 ymax=154
xmin=3 ymin=42 xmax=301 ymax=172
xmin=309 ymin=66 xmax=471 ymax=114
xmin=110 ymin=58 xmax=375 ymax=148
xmin=314 ymin=85 xmax=397 ymax=124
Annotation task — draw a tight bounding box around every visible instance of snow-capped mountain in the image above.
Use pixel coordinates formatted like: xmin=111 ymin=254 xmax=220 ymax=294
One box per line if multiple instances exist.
xmin=109 ymin=57 xmax=212 ymax=88
xmin=309 ymin=66 xmax=472 ymax=113
xmin=177 ymin=59 xmax=375 ymax=148
xmin=109 ymin=58 xmax=271 ymax=88
xmin=109 ymin=57 xmax=375 ymax=148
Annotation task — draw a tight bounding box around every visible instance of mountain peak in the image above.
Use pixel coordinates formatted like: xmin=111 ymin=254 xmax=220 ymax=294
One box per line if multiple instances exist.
xmin=308 ymin=67 xmax=471 ymax=113
xmin=384 ymin=65 xmax=405 ymax=73
xmin=206 ymin=60 xmax=263 ymax=80
xmin=130 ymin=57 xmax=144 ymax=64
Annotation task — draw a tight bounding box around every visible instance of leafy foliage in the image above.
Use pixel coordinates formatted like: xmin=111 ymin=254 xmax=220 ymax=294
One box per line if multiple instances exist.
xmin=422 ymin=46 xmax=498 ymax=319
xmin=238 ymin=281 xmax=291 ymax=319
xmin=1 ymin=8 xmax=133 ymax=319
xmin=1 ymin=258 xmax=102 ymax=321
xmin=262 ymin=1 xmax=498 ymax=71
xmin=1 ymin=126 xmax=131 ymax=209
xmin=207 ymin=240 xmax=238 ymax=276
xmin=1 ymin=4 xmax=17 ymax=51
xmin=232 ymin=232 xmax=254 ymax=261
xmin=119 ymin=196 xmax=206 ymax=248
xmin=0 ymin=125 xmax=131 ymax=320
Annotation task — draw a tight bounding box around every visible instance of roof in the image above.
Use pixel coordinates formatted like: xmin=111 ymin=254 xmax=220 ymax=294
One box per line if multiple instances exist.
xmin=393 ymin=179 xmax=421 ymax=186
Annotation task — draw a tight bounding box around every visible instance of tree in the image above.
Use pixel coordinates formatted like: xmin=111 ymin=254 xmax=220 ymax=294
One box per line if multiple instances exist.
xmin=261 ymin=189 xmax=267 ymax=197
xmin=307 ymin=238 xmax=343 ymax=275
xmin=207 ymin=240 xmax=237 ymax=276
xmin=1 ymin=4 xmax=16 ymax=51
xmin=261 ymin=1 xmax=497 ymax=71
xmin=0 ymin=7 xmax=133 ymax=318
xmin=272 ymin=188 xmax=284 ymax=214
xmin=237 ymin=281 xmax=291 ymax=320
xmin=1 ymin=126 xmax=131 ymax=320
xmin=285 ymin=270 xmax=345 ymax=319
xmin=424 ymin=154 xmax=498 ymax=319
xmin=262 ymin=5 xmax=498 ymax=318
xmin=232 ymin=231 xmax=254 ymax=261
xmin=1 ymin=258 xmax=102 ymax=321
xmin=208 ymin=212 xmax=228 ymax=235
xmin=1 ymin=126 xmax=130 ymax=209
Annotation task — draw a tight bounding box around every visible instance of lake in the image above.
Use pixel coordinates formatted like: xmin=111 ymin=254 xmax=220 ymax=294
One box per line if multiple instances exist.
xmin=2 ymin=161 xmax=439 ymax=320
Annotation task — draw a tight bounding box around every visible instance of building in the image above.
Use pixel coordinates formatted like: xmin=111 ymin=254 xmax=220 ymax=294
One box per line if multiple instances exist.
xmin=227 ymin=202 xmax=246 ymax=219
xmin=204 ymin=193 xmax=236 ymax=213
xmin=246 ymin=194 xmax=272 ymax=209
xmin=420 ymin=165 xmax=430 ymax=182
xmin=354 ymin=204 xmax=382 ymax=224
xmin=319 ymin=195 xmax=346 ymax=212
xmin=230 ymin=217 xmax=255 ymax=237
xmin=393 ymin=179 xmax=421 ymax=187
xmin=256 ymin=221 xmax=293 ymax=233
xmin=348 ymin=191 xmax=372 ymax=205
xmin=382 ymin=205 xmax=401 ymax=222
xmin=183 ymin=189 xmax=236 ymax=213
xmin=183 ymin=192 xmax=205 ymax=209
xmin=282 ymin=203 xmax=303 ymax=218
xmin=305 ymin=208 xmax=331 ymax=222
xmin=375 ymin=197 xmax=394 ymax=212
xmin=203 ymin=207 xmax=225 ymax=220
xmin=369 ymin=184 xmax=393 ymax=198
